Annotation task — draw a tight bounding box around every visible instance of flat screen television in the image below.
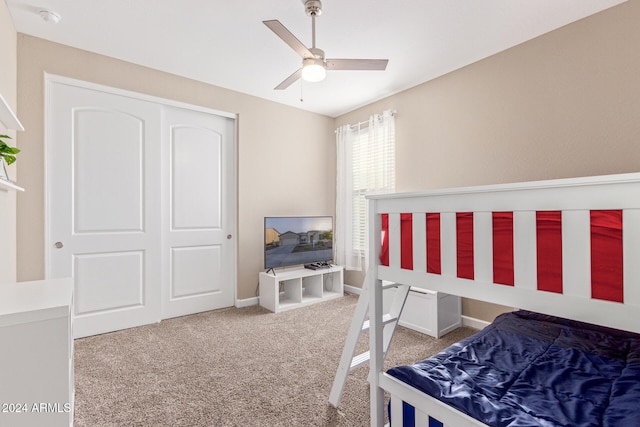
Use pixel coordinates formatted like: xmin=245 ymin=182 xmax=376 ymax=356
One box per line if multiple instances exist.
xmin=264 ymin=216 xmax=333 ymax=270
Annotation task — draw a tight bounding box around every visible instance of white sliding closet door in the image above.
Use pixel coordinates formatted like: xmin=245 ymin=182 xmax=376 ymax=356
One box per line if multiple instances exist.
xmin=161 ymin=106 xmax=236 ymax=319
xmin=46 ymin=77 xmax=236 ymax=338
xmin=47 ymin=81 xmax=162 ymax=338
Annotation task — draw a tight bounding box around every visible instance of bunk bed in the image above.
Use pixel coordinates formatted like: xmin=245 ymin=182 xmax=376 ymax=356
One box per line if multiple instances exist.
xmin=365 ymin=173 xmax=640 ymax=427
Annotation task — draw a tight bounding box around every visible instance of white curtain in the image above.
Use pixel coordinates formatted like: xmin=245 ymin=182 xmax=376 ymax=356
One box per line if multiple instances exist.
xmin=335 ymin=123 xmax=359 ymax=271
xmin=335 ymin=110 xmax=396 ymax=271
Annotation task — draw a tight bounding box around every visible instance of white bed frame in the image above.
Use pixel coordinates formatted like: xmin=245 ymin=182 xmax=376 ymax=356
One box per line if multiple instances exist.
xmin=365 ymin=173 xmax=640 ymax=427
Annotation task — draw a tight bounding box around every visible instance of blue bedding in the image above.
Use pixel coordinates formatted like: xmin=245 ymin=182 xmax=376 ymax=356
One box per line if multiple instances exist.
xmin=386 ymin=311 xmax=640 ymax=427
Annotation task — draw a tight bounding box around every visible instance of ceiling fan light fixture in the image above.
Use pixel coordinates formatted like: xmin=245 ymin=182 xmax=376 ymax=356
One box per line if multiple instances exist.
xmin=301 ymin=58 xmax=326 ymax=82
xmin=264 ymin=0 xmax=387 ymax=90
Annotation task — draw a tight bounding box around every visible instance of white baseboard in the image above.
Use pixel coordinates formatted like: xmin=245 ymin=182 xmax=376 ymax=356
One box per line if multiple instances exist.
xmin=344 ymin=284 xmax=362 ymax=295
xmin=236 ymin=297 xmax=259 ymax=308
xmin=461 ymin=315 xmax=490 ymax=330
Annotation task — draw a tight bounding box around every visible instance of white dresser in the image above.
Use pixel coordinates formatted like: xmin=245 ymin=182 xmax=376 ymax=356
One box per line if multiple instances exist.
xmin=0 ymin=278 xmax=74 ymax=427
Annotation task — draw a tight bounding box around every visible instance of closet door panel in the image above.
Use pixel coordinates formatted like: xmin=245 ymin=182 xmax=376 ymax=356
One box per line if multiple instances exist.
xmin=48 ymin=80 xmax=161 ymax=338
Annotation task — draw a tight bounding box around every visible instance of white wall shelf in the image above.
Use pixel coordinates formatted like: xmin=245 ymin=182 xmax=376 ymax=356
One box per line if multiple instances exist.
xmin=0 ymin=178 xmax=24 ymax=192
xmin=259 ymin=265 xmax=344 ymax=313
xmin=0 ymin=92 xmax=25 ymax=191
xmin=0 ymin=93 xmax=24 ymax=131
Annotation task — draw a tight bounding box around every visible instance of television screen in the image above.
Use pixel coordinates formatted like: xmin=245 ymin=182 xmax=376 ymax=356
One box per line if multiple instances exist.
xmin=264 ymin=216 xmax=333 ymax=269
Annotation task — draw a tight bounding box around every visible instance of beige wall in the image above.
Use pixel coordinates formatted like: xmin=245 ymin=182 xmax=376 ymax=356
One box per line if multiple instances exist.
xmin=0 ymin=0 xmax=18 ymax=284
xmin=16 ymin=35 xmax=335 ymax=300
xmin=336 ymin=0 xmax=640 ymax=321
xmin=13 ymin=0 xmax=640 ymax=321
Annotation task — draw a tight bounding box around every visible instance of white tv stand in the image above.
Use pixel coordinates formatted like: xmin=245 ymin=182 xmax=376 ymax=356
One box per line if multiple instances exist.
xmin=259 ymin=265 xmax=344 ymax=313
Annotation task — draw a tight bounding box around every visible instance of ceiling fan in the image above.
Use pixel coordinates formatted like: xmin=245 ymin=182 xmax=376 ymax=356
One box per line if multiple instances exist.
xmin=263 ymin=0 xmax=389 ymax=90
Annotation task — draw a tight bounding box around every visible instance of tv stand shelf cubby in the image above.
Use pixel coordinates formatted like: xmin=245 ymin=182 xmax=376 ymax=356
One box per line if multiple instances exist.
xmin=259 ymin=265 xmax=344 ymax=313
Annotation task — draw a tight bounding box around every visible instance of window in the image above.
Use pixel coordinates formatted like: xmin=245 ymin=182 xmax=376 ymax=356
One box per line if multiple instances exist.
xmin=351 ymin=124 xmax=395 ymax=251
xmin=335 ymin=110 xmax=395 ymax=271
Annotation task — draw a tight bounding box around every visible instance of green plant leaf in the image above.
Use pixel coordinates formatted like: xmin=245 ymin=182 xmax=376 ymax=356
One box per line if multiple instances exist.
xmin=1 ymin=154 xmax=16 ymax=165
xmin=0 ymin=134 xmax=20 ymax=163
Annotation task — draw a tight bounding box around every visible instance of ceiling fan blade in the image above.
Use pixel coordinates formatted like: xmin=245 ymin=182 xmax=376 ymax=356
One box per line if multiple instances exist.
xmin=263 ymin=20 xmax=314 ymax=59
xmin=274 ymin=68 xmax=303 ymax=90
xmin=326 ymin=59 xmax=389 ymax=71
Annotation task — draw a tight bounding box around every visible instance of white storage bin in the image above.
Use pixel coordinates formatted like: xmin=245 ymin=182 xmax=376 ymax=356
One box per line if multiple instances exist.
xmin=384 ymin=287 xmax=461 ymax=338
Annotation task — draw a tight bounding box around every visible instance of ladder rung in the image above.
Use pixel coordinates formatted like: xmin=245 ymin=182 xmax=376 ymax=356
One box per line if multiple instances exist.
xmin=350 ymin=351 xmax=370 ymax=370
xmin=361 ymin=314 xmax=399 ymax=332
xmin=381 ymin=281 xmax=400 ymax=289
xmin=330 ymin=278 xmax=411 ymax=408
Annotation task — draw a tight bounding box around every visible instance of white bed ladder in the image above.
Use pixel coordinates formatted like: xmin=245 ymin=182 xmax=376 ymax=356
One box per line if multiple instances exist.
xmin=329 ymin=280 xmax=411 ymax=407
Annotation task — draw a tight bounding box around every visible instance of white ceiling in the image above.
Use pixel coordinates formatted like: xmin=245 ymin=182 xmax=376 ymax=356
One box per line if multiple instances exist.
xmin=7 ymin=0 xmax=626 ymax=118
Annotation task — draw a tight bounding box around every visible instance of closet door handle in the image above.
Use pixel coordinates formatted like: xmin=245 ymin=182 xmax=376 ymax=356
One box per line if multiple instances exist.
xmin=54 ymin=241 xmax=64 ymax=249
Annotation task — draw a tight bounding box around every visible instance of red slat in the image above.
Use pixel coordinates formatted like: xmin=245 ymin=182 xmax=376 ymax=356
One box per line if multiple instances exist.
xmin=380 ymin=214 xmax=389 ymax=266
xmin=400 ymin=213 xmax=413 ymax=270
xmin=536 ymin=211 xmax=563 ymax=293
xmin=493 ymin=212 xmax=514 ymax=286
xmin=426 ymin=213 xmax=441 ymax=274
xmin=591 ymin=210 xmax=623 ymax=303
xmin=456 ymin=212 xmax=474 ymax=280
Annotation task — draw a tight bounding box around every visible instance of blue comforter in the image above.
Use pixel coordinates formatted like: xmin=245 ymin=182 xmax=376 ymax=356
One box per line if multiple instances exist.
xmin=386 ymin=311 xmax=640 ymax=427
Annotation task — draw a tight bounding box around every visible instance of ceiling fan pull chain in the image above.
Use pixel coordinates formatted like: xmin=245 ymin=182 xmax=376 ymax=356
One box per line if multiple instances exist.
xmin=311 ymin=14 xmax=317 ymax=49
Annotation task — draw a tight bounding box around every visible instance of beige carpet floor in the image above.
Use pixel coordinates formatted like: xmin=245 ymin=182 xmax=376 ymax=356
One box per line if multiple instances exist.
xmin=73 ymin=293 xmax=476 ymax=427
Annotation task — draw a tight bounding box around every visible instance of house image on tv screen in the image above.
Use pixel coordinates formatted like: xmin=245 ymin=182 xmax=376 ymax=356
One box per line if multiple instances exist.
xmin=264 ymin=217 xmax=333 ymax=269
xmin=277 ymin=230 xmax=326 ymax=247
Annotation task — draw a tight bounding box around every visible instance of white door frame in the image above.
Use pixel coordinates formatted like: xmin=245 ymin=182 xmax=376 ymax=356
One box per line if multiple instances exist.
xmin=44 ymin=74 xmax=238 ymax=318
